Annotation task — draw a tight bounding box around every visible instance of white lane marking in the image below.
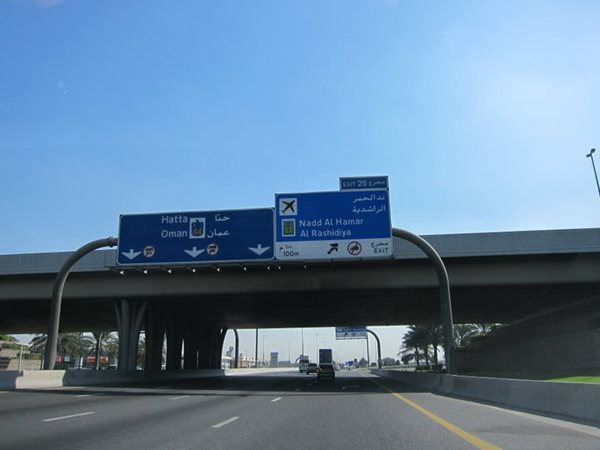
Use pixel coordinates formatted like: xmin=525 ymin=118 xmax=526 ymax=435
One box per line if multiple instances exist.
xmin=43 ymin=411 xmax=95 ymax=422
xmin=76 ymin=394 xmax=91 ymax=398
xmin=295 ymin=388 xmax=301 ymax=392
xmin=44 ymin=386 xmax=85 ymax=391
xmin=170 ymin=395 xmax=191 ymax=401
xmin=212 ymin=416 xmax=239 ymax=429
xmin=271 ymin=397 xmax=282 ymax=403
xmin=77 ymin=393 xmax=104 ymax=398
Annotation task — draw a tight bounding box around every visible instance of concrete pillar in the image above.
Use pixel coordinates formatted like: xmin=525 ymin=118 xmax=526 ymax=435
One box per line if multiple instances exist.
xmin=213 ymin=328 xmax=228 ymax=369
xmin=144 ymin=304 xmax=165 ymax=371
xmin=166 ymin=312 xmax=184 ymax=371
xmin=196 ymin=327 xmax=213 ymax=369
xmin=114 ymin=300 xmax=147 ymax=371
xmin=183 ymin=322 xmax=200 ymax=370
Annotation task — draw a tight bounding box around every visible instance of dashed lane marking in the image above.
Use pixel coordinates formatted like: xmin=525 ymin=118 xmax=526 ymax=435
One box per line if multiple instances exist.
xmin=212 ymin=417 xmax=239 ymax=429
xmin=170 ymin=395 xmax=191 ymax=401
xmin=43 ymin=412 xmax=95 ymax=422
xmin=271 ymin=397 xmax=282 ymax=403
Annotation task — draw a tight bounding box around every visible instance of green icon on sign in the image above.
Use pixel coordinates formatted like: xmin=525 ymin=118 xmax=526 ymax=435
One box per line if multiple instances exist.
xmin=282 ymin=219 xmax=296 ymax=237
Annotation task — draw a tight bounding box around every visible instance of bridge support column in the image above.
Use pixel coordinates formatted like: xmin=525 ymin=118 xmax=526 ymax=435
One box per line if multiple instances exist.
xmin=183 ymin=323 xmax=200 ymax=370
xmin=196 ymin=326 xmax=214 ymax=369
xmin=144 ymin=305 xmax=165 ymax=371
xmin=166 ymin=312 xmax=184 ymax=371
xmin=114 ymin=300 xmax=147 ymax=371
xmin=212 ymin=328 xmax=228 ymax=369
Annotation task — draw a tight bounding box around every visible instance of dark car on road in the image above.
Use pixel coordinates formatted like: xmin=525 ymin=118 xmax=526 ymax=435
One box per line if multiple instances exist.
xmin=317 ymin=363 xmax=335 ymax=381
xmin=306 ymin=363 xmax=318 ymax=374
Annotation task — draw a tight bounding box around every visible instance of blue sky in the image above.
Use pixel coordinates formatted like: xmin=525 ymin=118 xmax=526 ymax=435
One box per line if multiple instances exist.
xmin=2 ymin=1 xmax=599 ymax=360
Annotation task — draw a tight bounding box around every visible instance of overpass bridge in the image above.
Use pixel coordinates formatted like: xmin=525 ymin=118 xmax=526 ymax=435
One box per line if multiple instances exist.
xmin=1 ymin=227 xmax=599 ymax=371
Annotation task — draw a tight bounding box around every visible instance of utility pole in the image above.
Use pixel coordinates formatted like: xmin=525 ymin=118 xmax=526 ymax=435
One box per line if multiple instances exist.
xmin=586 ymin=148 xmax=600 ymax=199
xmin=255 ymin=328 xmax=258 ymax=368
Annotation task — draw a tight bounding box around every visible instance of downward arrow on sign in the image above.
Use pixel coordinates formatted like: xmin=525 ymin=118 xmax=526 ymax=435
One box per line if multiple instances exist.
xmin=121 ymin=249 xmax=141 ymax=260
xmin=184 ymin=247 xmax=205 ymax=258
xmin=249 ymin=244 xmax=270 ymax=256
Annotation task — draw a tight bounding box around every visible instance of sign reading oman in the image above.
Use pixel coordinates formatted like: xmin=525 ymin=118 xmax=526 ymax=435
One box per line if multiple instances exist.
xmin=117 ymin=209 xmax=274 ymax=265
xmin=275 ymin=190 xmax=392 ymax=261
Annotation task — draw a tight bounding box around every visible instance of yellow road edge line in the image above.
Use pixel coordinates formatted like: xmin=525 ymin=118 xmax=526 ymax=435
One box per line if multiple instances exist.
xmin=368 ymin=376 xmax=502 ymax=450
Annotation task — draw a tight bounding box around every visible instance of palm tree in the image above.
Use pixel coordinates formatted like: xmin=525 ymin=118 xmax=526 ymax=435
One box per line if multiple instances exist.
xmin=399 ymin=323 xmax=446 ymax=370
xmin=90 ymin=332 xmax=119 ymax=368
xmin=454 ymin=324 xmax=479 ymax=347
xmin=424 ymin=323 xmax=443 ymax=367
xmin=475 ymin=323 xmax=501 ymax=335
xmin=29 ymin=333 xmax=94 ymax=366
xmin=399 ymin=325 xmax=431 ymax=368
xmin=398 ymin=332 xmax=421 ymax=367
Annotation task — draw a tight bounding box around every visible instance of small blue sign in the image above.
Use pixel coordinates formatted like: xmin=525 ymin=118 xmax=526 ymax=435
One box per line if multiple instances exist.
xmin=339 ymin=176 xmax=388 ymax=191
xmin=117 ymin=208 xmax=274 ymax=266
xmin=275 ymin=190 xmax=392 ymax=260
xmin=336 ymin=326 xmax=367 ymax=340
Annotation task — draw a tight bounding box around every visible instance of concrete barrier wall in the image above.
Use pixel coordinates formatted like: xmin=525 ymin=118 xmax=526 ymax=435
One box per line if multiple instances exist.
xmin=0 ymin=369 xmax=225 ymax=390
xmin=225 ymin=367 xmax=296 ymax=376
xmin=372 ymin=369 xmax=600 ymax=424
xmin=0 ymin=370 xmax=67 ymax=389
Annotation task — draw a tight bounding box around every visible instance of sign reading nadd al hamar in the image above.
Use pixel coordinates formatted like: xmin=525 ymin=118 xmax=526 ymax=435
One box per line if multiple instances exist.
xmin=117 ymin=208 xmax=274 ymax=265
xmin=275 ymin=188 xmax=392 ymax=261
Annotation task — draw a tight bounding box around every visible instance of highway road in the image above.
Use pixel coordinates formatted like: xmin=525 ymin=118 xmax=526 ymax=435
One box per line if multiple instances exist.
xmin=0 ymin=370 xmax=598 ymax=449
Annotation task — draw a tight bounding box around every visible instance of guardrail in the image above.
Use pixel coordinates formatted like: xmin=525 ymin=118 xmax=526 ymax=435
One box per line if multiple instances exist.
xmin=371 ymin=369 xmax=600 ymax=424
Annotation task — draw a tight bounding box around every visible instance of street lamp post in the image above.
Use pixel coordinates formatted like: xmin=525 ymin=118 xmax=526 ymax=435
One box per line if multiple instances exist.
xmin=586 ymin=148 xmax=600 ymax=199
xmin=315 ymin=333 xmax=319 ymax=360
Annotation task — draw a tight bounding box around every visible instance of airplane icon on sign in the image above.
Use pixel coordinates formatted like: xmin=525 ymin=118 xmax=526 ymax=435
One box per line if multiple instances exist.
xmin=282 ymin=200 xmax=295 ymax=213
xmin=279 ymin=198 xmax=297 ymax=215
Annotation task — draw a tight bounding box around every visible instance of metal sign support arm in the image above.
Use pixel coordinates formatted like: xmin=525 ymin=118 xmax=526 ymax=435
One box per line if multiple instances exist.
xmin=366 ymin=329 xmax=382 ymax=369
xmin=44 ymin=237 xmax=118 ymax=370
xmin=392 ymin=228 xmax=456 ymax=374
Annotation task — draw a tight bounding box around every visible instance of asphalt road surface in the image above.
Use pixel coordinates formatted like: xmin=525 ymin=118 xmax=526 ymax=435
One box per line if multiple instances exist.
xmin=1 ymin=370 xmax=598 ymax=450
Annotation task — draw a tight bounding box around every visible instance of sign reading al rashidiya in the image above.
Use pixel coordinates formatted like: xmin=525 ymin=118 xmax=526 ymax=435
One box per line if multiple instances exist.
xmin=274 ymin=178 xmax=392 ymax=261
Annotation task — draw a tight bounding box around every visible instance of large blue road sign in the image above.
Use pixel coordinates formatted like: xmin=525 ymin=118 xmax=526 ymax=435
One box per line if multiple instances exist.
xmin=117 ymin=208 xmax=274 ymax=266
xmin=335 ymin=326 xmax=367 ymax=340
xmin=275 ymin=190 xmax=392 ymax=261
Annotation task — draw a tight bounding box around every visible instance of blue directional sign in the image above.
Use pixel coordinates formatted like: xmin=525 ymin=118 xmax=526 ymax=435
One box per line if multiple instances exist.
xmin=335 ymin=326 xmax=367 ymax=340
xmin=117 ymin=208 xmax=274 ymax=266
xmin=275 ymin=190 xmax=392 ymax=261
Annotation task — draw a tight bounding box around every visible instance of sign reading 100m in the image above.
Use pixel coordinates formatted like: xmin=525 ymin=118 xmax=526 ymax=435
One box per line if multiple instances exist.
xmin=275 ymin=189 xmax=392 ymax=261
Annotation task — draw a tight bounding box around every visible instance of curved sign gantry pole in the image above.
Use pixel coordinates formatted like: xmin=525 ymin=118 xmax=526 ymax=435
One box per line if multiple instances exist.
xmin=44 ymin=237 xmax=118 ymax=370
xmin=392 ymin=228 xmax=456 ymax=374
